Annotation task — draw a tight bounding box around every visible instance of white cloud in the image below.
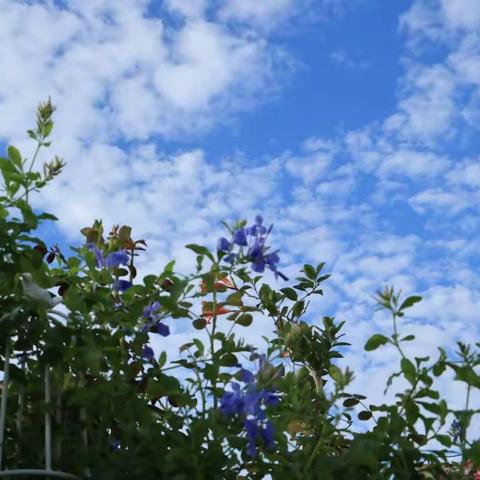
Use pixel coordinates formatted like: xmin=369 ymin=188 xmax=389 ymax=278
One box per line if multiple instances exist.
xmin=379 ymin=149 xmax=449 ymax=178
xmin=285 ymin=147 xmax=337 ymax=185
xmin=0 ymin=0 xmax=292 ymax=143
xmin=409 ymin=188 xmax=469 ymax=215
xmin=165 ymin=0 xmax=207 ymax=19
xmin=2 ymin=0 xmax=480 ymax=423
xmin=384 ymin=64 xmax=456 ymax=141
xmin=219 ymin=0 xmax=295 ymax=27
xmin=153 ymin=21 xmax=267 ymax=111
xmin=440 ymin=0 xmax=480 ymax=30
xmin=447 ymin=158 xmax=480 ymax=187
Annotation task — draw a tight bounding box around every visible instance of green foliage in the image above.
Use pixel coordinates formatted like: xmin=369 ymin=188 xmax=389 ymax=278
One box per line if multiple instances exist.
xmin=0 ymin=101 xmax=479 ymax=479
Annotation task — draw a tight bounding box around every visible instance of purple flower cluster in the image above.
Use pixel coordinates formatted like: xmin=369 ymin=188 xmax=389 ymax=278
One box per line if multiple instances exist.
xmin=141 ymin=302 xmax=170 ymax=362
xmin=220 ymin=358 xmax=279 ymax=457
xmin=86 ymin=244 xmax=132 ymax=292
xmin=217 ymin=215 xmax=287 ymax=280
xmin=142 ymin=302 xmax=170 ymax=337
xmin=452 ymin=419 xmax=462 ymax=443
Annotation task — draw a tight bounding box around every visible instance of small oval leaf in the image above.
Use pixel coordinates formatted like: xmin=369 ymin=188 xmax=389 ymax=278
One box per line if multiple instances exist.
xmin=364 ymin=334 xmax=390 ymax=351
xmin=358 ymin=410 xmax=372 ymax=421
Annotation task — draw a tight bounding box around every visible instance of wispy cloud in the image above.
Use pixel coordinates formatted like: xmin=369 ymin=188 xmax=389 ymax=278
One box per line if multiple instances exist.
xmin=1 ymin=0 xmax=479 ymax=411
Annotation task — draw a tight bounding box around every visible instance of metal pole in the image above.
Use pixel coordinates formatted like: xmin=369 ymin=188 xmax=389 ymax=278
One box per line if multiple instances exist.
xmin=0 ymin=340 xmax=11 ymax=470
xmin=79 ymin=373 xmax=90 ymax=477
xmin=44 ymin=364 xmax=52 ymax=471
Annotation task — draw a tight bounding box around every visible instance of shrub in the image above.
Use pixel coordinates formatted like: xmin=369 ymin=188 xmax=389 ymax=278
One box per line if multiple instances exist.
xmin=0 ymin=100 xmax=479 ymax=479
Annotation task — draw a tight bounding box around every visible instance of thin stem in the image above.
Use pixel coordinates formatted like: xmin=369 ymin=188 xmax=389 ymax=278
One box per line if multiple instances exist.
xmin=187 ymin=348 xmax=207 ymax=415
xmin=305 ymin=364 xmax=324 ymax=398
xmin=305 ymin=433 xmax=323 ymax=471
xmin=211 ymin=288 xmax=218 ymax=409
xmin=27 ymin=140 xmax=42 ymax=174
xmin=392 ymin=312 xmax=406 ymax=359
xmin=25 ymin=141 xmax=43 ymax=203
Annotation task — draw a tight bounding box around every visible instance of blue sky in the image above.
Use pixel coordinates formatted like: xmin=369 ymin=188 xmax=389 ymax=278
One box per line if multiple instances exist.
xmin=1 ymin=0 xmax=480 ymax=408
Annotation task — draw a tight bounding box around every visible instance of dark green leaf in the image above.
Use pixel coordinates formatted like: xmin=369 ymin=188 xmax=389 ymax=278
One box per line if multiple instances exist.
xmin=236 ymin=314 xmax=253 ymax=327
xmin=343 ymin=398 xmax=360 ymax=408
xmin=364 ymin=334 xmax=390 ymax=351
xmin=193 ymin=318 xmax=207 ymax=330
xmin=7 ymin=146 xmax=22 ymax=168
xmin=399 ymin=295 xmax=422 ymax=311
xmin=401 ymin=358 xmax=416 ymax=386
xmin=303 ymin=264 xmax=316 ymax=280
xmin=185 ymin=244 xmax=214 ymax=262
xmin=280 ymin=287 xmax=298 ymax=301
xmin=358 ymin=411 xmax=372 ymax=421
xmin=220 ymin=353 xmax=238 ymax=367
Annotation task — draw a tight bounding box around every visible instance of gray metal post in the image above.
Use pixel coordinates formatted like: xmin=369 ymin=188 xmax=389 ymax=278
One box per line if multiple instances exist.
xmin=0 ymin=341 xmax=10 ymax=470
xmin=44 ymin=364 xmax=52 ymax=471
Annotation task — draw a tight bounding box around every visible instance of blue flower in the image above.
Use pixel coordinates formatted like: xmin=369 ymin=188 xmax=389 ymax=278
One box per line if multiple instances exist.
xmin=152 ymin=322 xmax=170 ymax=336
xmin=217 ymin=215 xmax=288 ymax=280
xmin=217 ymin=237 xmax=232 ymax=252
xmin=87 ymin=243 xmax=105 ymax=268
xmin=246 ymin=215 xmax=267 ymax=237
xmin=112 ymin=279 xmax=132 ymax=292
xmin=261 ymin=420 xmax=275 ymax=449
xmin=452 ymin=419 xmax=462 ymax=443
xmin=110 ymin=439 xmax=121 ymax=451
xmin=143 ymin=301 xmax=161 ymax=318
xmin=224 ymin=253 xmax=236 ymax=264
xmin=106 ymin=250 xmax=129 ymax=269
xmin=142 ymin=345 xmax=154 ymax=361
xmin=219 ymin=360 xmax=278 ymax=457
xmin=233 ymin=228 xmax=248 ymax=246
xmin=142 ymin=301 xmax=170 ymax=336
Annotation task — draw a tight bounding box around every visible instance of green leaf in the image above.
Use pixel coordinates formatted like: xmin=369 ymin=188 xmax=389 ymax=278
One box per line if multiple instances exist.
xmin=280 ymin=287 xmax=298 ymax=301
xmin=164 ymin=260 xmax=176 ymax=273
xmin=43 ymin=120 xmax=54 ymax=137
xmin=404 ymin=397 xmax=420 ymax=424
xmin=358 ymin=410 xmax=372 ymax=421
xmin=7 ymin=146 xmax=22 ymax=168
xmin=179 ymin=342 xmax=194 ymax=353
xmin=364 ymin=334 xmax=390 ymax=351
xmin=193 ymin=318 xmax=207 ymax=330
xmin=220 ymin=353 xmax=238 ymax=367
xmin=437 ymin=435 xmax=452 ymax=447
xmin=226 ymin=291 xmax=244 ymax=306
xmin=37 ymin=212 xmax=58 ymax=221
xmin=158 ymin=351 xmax=167 ymax=368
xmin=303 ymin=264 xmax=316 ymax=280
xmin=453 ymin=366 xmax=480 ymax=388
xmin=401 ymin=358 xmax=416 ymax=386
xmin=329 ymin=365 xmax=343 ymax=382
xmin=399 ymin=295 xmax=422 ymax=311
xmin=292 ymin=300 xmax=305 ymax=318
xmin=353 ymin=394 xmax=367 ymax=400
xmin=432 ymin=361 xmax=445 ymax=377
xmin=401 ymin=334 xmax=415 ymax=342
xmin=343 ymin=398 xmax=360 ymax=408
xmin=417 ymin=401 xmax=440 ymax=415
xmin=118 ymin=225 xmax=131 ymax=242
xmin=185 ymin=244 xmax=214 ymax=262
xmin=236 ymin=314 xmax=253 ymax=327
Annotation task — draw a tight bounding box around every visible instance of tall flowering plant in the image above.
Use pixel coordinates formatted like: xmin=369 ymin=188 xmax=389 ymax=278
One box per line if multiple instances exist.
xmin=0 ymin=101 xmax=479 ymax=478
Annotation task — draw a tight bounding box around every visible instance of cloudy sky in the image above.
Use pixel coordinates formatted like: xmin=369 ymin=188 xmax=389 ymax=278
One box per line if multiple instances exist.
xmin=1 ymin=0 xmax=480 ymax=409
